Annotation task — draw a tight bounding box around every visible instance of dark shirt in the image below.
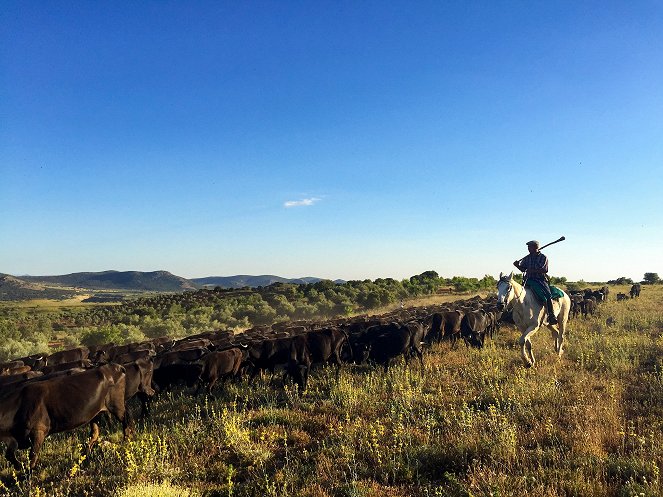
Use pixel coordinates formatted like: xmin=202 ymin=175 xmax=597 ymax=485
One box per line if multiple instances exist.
xmin=516 ymin=252 xmax=549 ymax=281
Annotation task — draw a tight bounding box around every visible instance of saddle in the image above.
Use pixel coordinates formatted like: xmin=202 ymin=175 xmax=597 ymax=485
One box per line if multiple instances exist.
xmin=524 ymin=279 xmax=564 ymax=305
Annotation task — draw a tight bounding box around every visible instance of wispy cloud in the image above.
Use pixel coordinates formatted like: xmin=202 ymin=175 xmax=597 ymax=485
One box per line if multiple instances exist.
xmin=284 ymin=197 xmax=322 ymax=208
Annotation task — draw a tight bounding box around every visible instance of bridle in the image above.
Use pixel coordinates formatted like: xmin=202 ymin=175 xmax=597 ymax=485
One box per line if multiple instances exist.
xmin=498 ymin=277 xmax=521 ymax=310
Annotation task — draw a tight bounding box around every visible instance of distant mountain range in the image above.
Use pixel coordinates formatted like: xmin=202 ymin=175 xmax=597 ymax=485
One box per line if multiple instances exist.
xmin=0 ymin=271 xmax=344 ymax=300
xmin=192 ymin=275 xmax=337 ymax=289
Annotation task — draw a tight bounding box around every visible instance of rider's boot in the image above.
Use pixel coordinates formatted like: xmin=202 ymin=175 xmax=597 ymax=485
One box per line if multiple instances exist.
xmin=546 ymin=299 xmax=558 ymax=325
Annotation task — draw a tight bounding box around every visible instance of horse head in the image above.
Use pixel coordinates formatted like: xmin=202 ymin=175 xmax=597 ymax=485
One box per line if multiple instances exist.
xmin=496 ymin=271 xmax=514 ymax=311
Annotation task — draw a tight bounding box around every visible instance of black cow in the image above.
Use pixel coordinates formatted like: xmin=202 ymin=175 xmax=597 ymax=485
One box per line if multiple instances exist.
xmin=353 ymin=322 xmax=424 ymax=369
xmin=154 ymin=347 xmax=210 ymax=368
xmin=303 ymin=328 xmax=350 ymax=378
xmin=15 ymin=354 xmax=47 ymax=370
xmin=581 ymin=298 xmax=597 ymax=317
xmin=460 ymin=311 xmax=491 ymax=348
xmin=0 ymin=363 xmax=128 ymax=470
xmin=246 ymin=336 xmax=311 ymax=391
xmin=630 ymin=283 xmax=641 ymax=298
xmin=570 ymin=294 xmax=584 ymax=319
xmin=152 ymin=363 xmax=203 ymax=393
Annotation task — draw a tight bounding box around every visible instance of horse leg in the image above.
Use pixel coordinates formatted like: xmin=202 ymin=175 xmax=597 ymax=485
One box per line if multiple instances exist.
xmin=519 ymin=325 xmax=539 ymax=367
xmin=556 ymin=320 xmax=566 ymax=358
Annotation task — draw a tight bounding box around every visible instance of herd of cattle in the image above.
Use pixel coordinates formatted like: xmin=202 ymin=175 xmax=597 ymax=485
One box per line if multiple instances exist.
xmin=566 ymin=283 xmax=641 ymax=319
xmin=0 ymin=284 xmax=639 ymax=471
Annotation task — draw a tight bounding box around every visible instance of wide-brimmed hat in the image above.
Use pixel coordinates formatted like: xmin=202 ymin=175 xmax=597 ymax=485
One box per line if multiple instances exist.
xmin=526 ymin=240 xmax=540 ymax=248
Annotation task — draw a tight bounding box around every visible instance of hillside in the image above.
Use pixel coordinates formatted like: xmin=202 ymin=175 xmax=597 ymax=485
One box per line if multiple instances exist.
xmin=0 ymin=273 xmax=76 ymax=301
xmin=191 ymin=274 xmax=340 ymax=288
xmin=21 ymin=270 xmax=196 ymax=292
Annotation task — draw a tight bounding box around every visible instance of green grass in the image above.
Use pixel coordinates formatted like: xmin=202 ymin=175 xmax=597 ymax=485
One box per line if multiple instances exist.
xmin=1 ymin=286 xmax=662 ymax=496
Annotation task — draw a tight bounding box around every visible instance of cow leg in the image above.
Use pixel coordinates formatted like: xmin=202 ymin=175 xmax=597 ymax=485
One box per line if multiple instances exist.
xmin=5 ymin=439 xmax=21 ymax=470
xmin=88 ymin=421 xmax=101 ymax=452
xmin=207 ymin=376 xmax=218 ymax=394
xmin=136 ymin=392 xmax=151 ymax=420
xmin=106 ymin=398 xmax=131 ymax=439
xmin=28 ymin=430 xmax=47 ymax=470
xmin=416 ymin=348 xmax=424 ymax=369
xmin=299 ymin=366 xmax=309 ymax=393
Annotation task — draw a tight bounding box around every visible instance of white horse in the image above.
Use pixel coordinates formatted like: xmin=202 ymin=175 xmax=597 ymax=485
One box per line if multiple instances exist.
xmin=496 ymin=272 xmax=571 ymax=367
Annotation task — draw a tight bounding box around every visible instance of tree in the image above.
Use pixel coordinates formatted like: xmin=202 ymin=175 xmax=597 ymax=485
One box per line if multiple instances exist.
xmin=643 ymin=273 xmax=661 ymax=284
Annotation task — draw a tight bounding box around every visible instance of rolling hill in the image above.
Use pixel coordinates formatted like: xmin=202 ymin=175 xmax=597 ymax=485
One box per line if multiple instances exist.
xmin=0 ymin=273 xmax=76 ymax=300
xmin=191 ymin=275 xmax=334 ymax=288
xmin=20 ymin=270 xmax=196 ymax=292
xmin=0 ymin=271 xmax=345 ymax=300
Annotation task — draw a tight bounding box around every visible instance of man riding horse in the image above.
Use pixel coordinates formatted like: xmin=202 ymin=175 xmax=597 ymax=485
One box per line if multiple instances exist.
xmin=513 ymin=240 xmax=558 ymax=325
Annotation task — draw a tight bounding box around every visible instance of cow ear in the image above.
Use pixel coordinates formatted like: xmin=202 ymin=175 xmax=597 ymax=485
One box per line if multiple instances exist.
xmin=499 ymin=272 xmax=503 ymax=280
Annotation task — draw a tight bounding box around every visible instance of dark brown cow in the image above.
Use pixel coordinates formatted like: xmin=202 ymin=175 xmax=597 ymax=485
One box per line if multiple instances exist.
xmin=0 ymin=370 xmax=43 ymax=388
xmin=45 ymin=347 xmax=90 ymax=367
xmin=2 ymin=365 xmax=32 ymax=376
xmin=123 ymin=358 xmax=155 ymax=419
xmin=1 ymin=361 xmax=25 ymax=375
xmin=0 ymin=363 xmax=128 ymax=470
xmin=113 ymin=349 xmax=155 ymax=365
xmin=198 ymin=348 xmax=245 ymax=394
xmin=40 ymin=359 xmax=94 ymax=376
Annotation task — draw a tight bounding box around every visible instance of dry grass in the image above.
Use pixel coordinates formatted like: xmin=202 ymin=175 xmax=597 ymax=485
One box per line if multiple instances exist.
xmin=1 ymin=285 xmax=661 ymax=497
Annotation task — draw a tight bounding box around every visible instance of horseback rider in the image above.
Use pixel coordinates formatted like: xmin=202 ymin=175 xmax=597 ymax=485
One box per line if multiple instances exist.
xmin=513 ymin=240 xmax=558 ymax=325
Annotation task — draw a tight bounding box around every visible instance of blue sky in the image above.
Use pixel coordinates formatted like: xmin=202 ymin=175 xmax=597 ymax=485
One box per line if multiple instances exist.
xmin=2 ymin=1 xmax=662 ymax=282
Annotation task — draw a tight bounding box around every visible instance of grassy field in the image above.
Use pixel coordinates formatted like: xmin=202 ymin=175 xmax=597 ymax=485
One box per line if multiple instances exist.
xmin=1 ymin=285 xmax=662 ymax=497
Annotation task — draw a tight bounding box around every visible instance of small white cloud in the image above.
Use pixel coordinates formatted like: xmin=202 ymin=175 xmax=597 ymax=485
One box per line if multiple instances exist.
xmin=284 ymin=197 xmax=321 ymax=208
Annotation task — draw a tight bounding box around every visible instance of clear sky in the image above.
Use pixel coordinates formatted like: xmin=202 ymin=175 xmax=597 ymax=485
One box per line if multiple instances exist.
xmin=2 ymin=1 xmax=662 ymax=282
